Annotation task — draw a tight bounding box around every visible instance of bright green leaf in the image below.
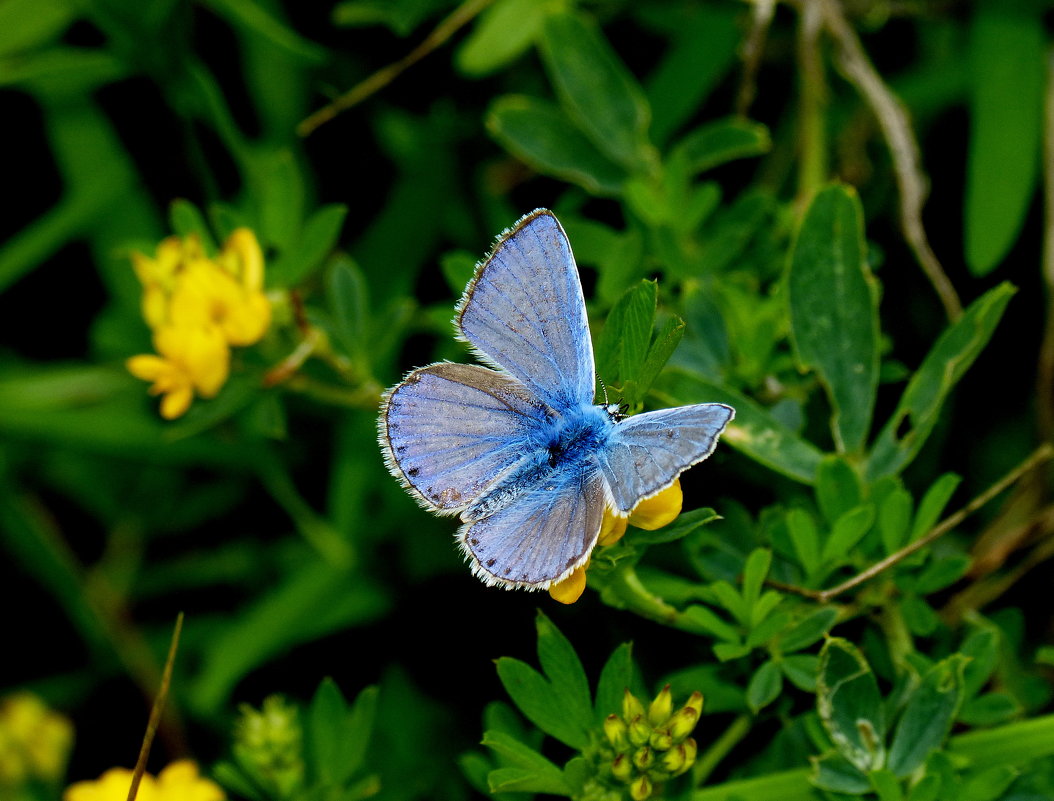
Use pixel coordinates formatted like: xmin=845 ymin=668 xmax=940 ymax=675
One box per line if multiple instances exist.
xmin=747 ymin=660 xmax=782 ymax=712
xmin=866 ymin=284 xmax=1015 ymax=480
xmin=888 ymin=655 xmax=967 ymax=777
xmin=965 ymin=3 xmax=1044 ymax=275
xmin=456 ymin=0 xmax=547 ymax=76
xmin=815 ymin=455 xmax=864 ymax=526
xmin=788 ymin=184 xmax=879 ymax=453
xmin=482 ymin=731 xmax=570 ymax=795
xmin=669 ymin=118 xmax=771 ymax=176
xmin=538 ymin=11 xmax=653 ymax=172
xmin=817 ymin=638 xmax=885 ymax=772
xmin=486 ymin=95 xmax=627 ymax=196
xmin=779 ymin=607 xmax=839 ymax=653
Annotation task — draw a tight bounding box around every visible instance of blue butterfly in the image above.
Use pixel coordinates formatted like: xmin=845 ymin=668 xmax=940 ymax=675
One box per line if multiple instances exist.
xmin=379 ymin=210 xmax=734 ymax=590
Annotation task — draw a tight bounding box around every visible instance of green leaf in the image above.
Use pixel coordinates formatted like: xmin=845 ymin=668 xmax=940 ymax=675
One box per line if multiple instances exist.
xmin=786 ymin=509 xmax=821 ymax=578
xmin=911 ymin=474 xmax=961 ymax=541
xmin=866 ymin=284 xmax=1015 ymax=480
xmin=595 ymin=642 xmax=635 ymax=722
xmin=887 ymin=655 xmax=968 ymax=777
xmin=308 ymin=678 xmax=348 ymax=785
xmin=711 ymin=580 xmax=749 ymax=626
xmin=959 ymin=692 xmax=1021 ymax=727
xmin=538 ymin=11 xmax=653 ymax=172
xmin=643 ymin=5 xmax=739 ymax=145
xmin=486 ymin=95 xmax=626 ymax=196
xmin=0 ymin=0 xmax=75 ymax=57
xmin=207 ymin=0 xmax=327 ymax=62
xmin=747 ymin=660 xmax=783 ymax=713
xmin=669 ymin=118 xmax=771 ymax=176
xmin=741 ymin=548 xmax=772 ymax=615
xmin=788 ymin=184 xmax=879 ymax=453
xmin=815 ymin=455 xmax=864 ymax=526
xmin=869 ymin=769 xmax=905 ymax=801
xmin=914 ymin=554 xmax=971 ymax=594
xmin=712 ymin=642 xmax=751 ymax=662
xmin=683 ymin=605 xmax=740 ymax=643
xmin=817 ymin=638 xmax=885 ymax=772
xmin=879 ymin=487 xmax=913 ymax=556
xmin=779 ymin=608 xmax=839 ymax=653
xmin=629 ymin=506 xmax=719 ymax=546
xmin=965 ymin=2 xmax=1044 ymax=275
xmin=810 ymin=750 xmax=871 ymax=794
xmin=255 ymin=149 xmax=305 ymax=252
xmin=439 ymin=250 xmax=476 ymax=295
xmin=482 ymin=731 xmax=570 ymax=795
xmin=270 ymin=204 xmax=348 ymax=287
xmin=821 ymin=505 xmax=875 ymax=565
xmin=595 ymin=279 xmax=657 ymax=387
xmin=169 ymin=199 xmax=217 ymax=252
xmin=635 ymin=316 xmax=685 ymax=400
xmin=902 ymin=595 xmax=940 ymax=637
xmin=326 ymin=256 xmax=369 ymax=361
xmin=494 ymin=613 xmax=592 ymax=749
xmin=960 ymin=765 xmax=1019 ymax=801
xmin=781 ymin=655 xmax=819 ymax=692
xmin=653 ymin=370 xmax=824 ymax=484
xmin=456 ymin=0 xmax=547 ymax=76
xmin=188 ymin=564 xmax=388 ymax=713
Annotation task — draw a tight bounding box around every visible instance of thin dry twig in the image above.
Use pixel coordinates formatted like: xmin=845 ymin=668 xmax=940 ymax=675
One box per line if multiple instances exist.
xmin=772 ymin=443 xmax=1054 ymax=603
xmin=298 ymin=0 xmax=493 ymax=137
xmin=818 ymin=0 xmax=963 ymax=321
xmin=736 ymin=0 xmax=777 ymax=117
xmin=127 ymin=613 xmax=184 ymax=801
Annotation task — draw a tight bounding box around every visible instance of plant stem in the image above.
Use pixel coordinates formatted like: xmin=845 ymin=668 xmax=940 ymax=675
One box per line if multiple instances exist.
xmin=693 ymin=713 xmax=752 ymax=786
xmin=603 ymin=564 xmax=713 ymax=636
xmin=297 ymin=0 xmax=494 ymax=136
xmin=795 ymin=0 xmax=828 ymax=205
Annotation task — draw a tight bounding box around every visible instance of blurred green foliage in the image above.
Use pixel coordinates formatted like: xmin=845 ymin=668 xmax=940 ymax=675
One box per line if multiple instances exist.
xmin=2 ymin=0 xmax=1054 ymax=800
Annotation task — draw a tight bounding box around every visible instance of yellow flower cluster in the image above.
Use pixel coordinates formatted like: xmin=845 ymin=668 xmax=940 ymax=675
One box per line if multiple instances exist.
xmin=127 ymin=229 xmax=271 ymax=419
xmin=600 ymin=686 xmax=703 ymax=800
xmin=0 ymin=692 xmax=73 ymax=787
xmin=549 ymin=479 xmax=684 ymax=604
xmin=64 ymin=760 xmax=224 ymax=801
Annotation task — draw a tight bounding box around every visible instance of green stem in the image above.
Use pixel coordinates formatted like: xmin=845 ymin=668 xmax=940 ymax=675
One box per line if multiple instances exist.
xmin=692 ymin=713 xmax=752 ymax=786
xmin=601 ymin=564 xmax=723 ymax=637
xmin=795 ymin=0 xmax=828 ymax=204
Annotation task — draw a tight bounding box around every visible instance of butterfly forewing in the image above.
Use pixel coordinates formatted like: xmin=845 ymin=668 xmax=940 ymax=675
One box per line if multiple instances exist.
xmin=381 ymin=362 xmax=551 ymax=513
xmin=459 ymin=467 xmax=606 ymax=589
xmin=597 ymin=403 xmax=735 ymax=514
xmin=457 ymin=210 xmax=595 ymax=413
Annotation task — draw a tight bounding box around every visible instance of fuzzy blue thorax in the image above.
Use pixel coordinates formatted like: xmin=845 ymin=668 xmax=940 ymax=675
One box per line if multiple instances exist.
xmin=463 ymin=403 xmax=615 ymax=522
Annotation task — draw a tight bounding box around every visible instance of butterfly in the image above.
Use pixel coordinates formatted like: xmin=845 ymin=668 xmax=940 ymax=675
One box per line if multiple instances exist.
xmin=379 ymin=209 xmax=734 ymax=591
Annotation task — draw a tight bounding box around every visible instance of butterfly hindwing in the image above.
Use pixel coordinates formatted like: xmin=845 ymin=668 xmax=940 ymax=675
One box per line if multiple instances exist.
xmin=597 ymin=403 xmax=735 ymax=514
xmin=457 ymin=210 xmax=595 ymax=413
xmin=459 ymin=465 xmax=606 ymax=589
xmin=380 ymin=362 xmax=551 ymax=514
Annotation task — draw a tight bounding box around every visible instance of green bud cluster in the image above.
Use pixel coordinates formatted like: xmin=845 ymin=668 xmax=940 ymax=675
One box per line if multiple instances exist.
xmin=233 ymin=695 xmax=305 ymax=798
xmin=596 ymin=687 xmax=702 ymax=800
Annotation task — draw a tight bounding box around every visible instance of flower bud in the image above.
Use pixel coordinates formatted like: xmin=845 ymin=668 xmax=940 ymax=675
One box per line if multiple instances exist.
xmin=668 ymin=706 xmax=700 ymax=742
xmin=632 ymin=746 xmax=654 ymax=771
xmin=603 ymin=714 xmax=628 ymax=750
xmin=627 ymin=715 xmax=651 ymax=746
xmin=611 ymin=753 xmax=633 ymax=782
xmin=661 ymin=742 xmax=688 ymax=775
xmin=629 ymin=774 xmax=653 ymax=801
xmin=647 ymin=685 xmax=673 ymax=727
xmin=649 ymin=727 xmax=673 ymax=751
xmin=622 ymin=689 xmax=645 ymax=721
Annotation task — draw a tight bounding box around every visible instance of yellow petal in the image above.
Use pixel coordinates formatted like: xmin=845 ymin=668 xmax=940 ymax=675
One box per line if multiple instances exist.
xmin=597 ymin=510 xmax=628 ymax=546
xmin=157 ymin=760 xmax=225 ymax=801
xmin=159 ymin=384 xmax=194 ymax=419
xmin=223 ymin=228 xmax=265 ymax=291
xmin=126 ymin=354 xmax=171 ymax=382
xmin=549 ymin=562 xmax=588 ymax=604
xmin=64 ymin=768 xmax=156 ymax=801
xmin=220 ymin=290 xmax=271 ymax=346
xmin=628 ymin=479 xmax=683 ymax=530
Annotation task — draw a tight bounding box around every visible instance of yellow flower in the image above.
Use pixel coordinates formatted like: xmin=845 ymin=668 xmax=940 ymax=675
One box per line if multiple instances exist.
xmin=127 ymin=227 xmax=271 ymax=419
xmin=0 ymin=693 xmax=73 ymax=785
xmin=127 ymin=324 xmax=230 ymax=419
xmin=549 ymin=480 xmax=684 ymax=604
xmin=64 ymin=760 xmax=225 ymax=801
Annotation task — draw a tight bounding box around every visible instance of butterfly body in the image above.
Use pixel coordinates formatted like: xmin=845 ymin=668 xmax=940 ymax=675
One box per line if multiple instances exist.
xmin=380 ymin=210 xmax=734 ymax=591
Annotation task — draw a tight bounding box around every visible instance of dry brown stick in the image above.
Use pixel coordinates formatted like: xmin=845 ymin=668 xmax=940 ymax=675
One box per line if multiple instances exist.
xmin=127 ymin=613 xmax=184 ymax=801
xmin=818 ymin=0 xmax=963 ymax=322
xmin=773 ymin=444 xmax=1054 ymax=603
xmin=736 ymin=0 xmax=777 ymax=117
xmin=297 ymin=0 xmax=493 ymax=137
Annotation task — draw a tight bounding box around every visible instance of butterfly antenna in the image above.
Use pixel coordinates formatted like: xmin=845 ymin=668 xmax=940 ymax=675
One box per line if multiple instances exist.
xmin=597 ymin=374 xmax=609 ymax=405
